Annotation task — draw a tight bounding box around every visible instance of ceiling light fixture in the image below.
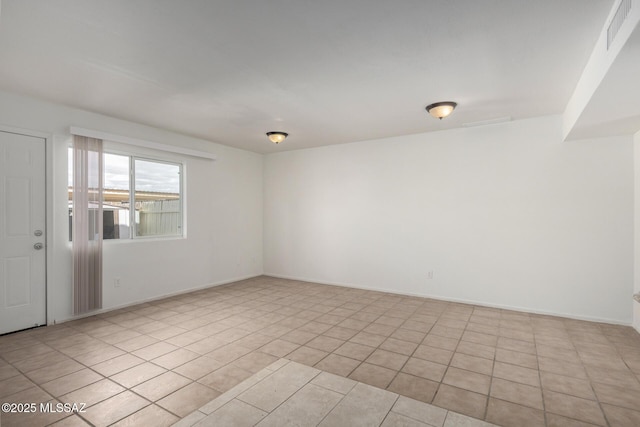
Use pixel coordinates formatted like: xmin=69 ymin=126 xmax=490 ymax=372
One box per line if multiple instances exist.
xmin=426 ymin=102 xmax=457 ymax=120
xmin=266 ymin=131 xmax=288 ymax=144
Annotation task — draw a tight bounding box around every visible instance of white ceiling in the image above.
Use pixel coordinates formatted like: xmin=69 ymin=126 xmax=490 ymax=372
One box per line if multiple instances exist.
xmin=0 ymin=1 xmax=615 ymax=153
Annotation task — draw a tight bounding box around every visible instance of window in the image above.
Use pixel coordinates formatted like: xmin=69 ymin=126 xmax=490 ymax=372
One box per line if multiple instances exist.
xmin=133 ymin=159 xmax=182 ymax=237
xmin=69 ymin=149 xmax=183 ymax=239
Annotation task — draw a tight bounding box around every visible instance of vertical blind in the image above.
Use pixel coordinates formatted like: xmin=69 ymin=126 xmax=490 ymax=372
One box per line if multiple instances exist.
xmin=72 ymin=135 xmax=103 ymax=314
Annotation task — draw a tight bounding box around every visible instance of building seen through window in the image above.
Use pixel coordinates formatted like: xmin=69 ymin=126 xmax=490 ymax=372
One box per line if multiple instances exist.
xmin=69 ymin=150 xmax=182 ymax=240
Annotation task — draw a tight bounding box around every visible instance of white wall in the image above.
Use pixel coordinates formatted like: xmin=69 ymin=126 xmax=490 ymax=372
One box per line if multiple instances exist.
xmin=2 ymin=88 xmax=633 ymax=326
xmin=264 ymin=115 xmax=634 ymax=324
xmin=0 ymin=90 xmax=263 ymax=324
xmin=634 ymin=130 xmax=640 ymax=333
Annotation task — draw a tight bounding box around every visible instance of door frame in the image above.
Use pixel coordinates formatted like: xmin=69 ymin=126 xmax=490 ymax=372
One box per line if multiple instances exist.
xmin=0 ymin=123 xmax=52 ymax=330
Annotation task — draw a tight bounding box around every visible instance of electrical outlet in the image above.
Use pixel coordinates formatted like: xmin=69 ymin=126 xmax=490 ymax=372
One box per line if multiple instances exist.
xmin=114 ymin=278 xmax=121 ymax=288
xmin=427 ymin=271 xmax=434 ymax=280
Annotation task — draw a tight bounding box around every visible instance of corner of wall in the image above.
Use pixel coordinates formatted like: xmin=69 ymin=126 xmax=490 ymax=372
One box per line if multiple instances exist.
xmin=634 ymin=130 xmax=640 ymax=333
xmin=563 ymin=1 xmax=640 ymax=141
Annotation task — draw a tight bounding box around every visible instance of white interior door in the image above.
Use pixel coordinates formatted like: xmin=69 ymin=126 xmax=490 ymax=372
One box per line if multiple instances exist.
xmin=0 ymin=131 xmax=46 ymax=335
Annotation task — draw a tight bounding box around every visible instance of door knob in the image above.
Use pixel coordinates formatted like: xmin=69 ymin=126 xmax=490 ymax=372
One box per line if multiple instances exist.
xmin=34 ymin=243 xmax=43 ymax=250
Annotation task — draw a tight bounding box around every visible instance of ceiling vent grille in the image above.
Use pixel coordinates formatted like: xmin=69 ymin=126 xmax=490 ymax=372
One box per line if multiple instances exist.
xmin=607 ymin=0 xmax=632 ymax=49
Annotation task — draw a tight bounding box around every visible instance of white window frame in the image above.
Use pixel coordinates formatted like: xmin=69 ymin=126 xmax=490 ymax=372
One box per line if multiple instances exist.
xmin=130 ymin=155 xmax=184 ymax=239
xmin=69 ymin=146 xmax=186 ymax=241
xmin=68 ymin=127 xmax=215 ymax=240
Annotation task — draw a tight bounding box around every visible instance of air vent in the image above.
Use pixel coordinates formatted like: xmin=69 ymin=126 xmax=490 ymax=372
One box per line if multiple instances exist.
xmin=607 ymin=0 xmax=632 ymax=49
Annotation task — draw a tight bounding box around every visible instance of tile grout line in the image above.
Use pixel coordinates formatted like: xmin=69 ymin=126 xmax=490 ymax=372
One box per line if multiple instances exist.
xmin=2 ymin=277 xmax=640 ymax=427
xmin=531 ymin=332 xmax=549 ymax=427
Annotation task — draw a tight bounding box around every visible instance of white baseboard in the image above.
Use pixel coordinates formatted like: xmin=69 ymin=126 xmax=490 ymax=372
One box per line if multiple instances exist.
xmin=264 ymin=272 xmax=633 ymax=327
xmin=52 ymin=274 xmax=262 ymax=325
xmin=53 ymin=271 xmax=635 ymax=329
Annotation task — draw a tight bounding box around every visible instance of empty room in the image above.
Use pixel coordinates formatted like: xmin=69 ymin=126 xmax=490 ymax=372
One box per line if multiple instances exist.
xmin=1 ymin=1 xmax=639 ymax=426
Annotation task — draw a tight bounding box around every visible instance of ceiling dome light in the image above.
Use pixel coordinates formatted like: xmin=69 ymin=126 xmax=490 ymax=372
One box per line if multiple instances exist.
xmin=426 ymin=102 xmax=457 ymax=120
xmin=266 ymin=131 xmax=288 ymax=144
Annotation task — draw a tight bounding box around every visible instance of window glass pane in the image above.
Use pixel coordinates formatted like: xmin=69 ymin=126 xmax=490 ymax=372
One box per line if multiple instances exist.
xmin=69 ymin=149 xmax=183 ymax=240
xmin=67 ymin=148 xmax=105 ymax=240
xmin=103 ymin=153 xmax=130 ymax=239
xmin=134 ymin=159 xmax=181 ymax=237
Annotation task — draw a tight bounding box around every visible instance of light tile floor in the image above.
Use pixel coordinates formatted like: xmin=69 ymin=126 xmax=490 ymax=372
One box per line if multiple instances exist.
xmin=175 ymin=358 xmax=497 ymax=427
xmin=0 ymin=276 xmax=639 ymax=426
